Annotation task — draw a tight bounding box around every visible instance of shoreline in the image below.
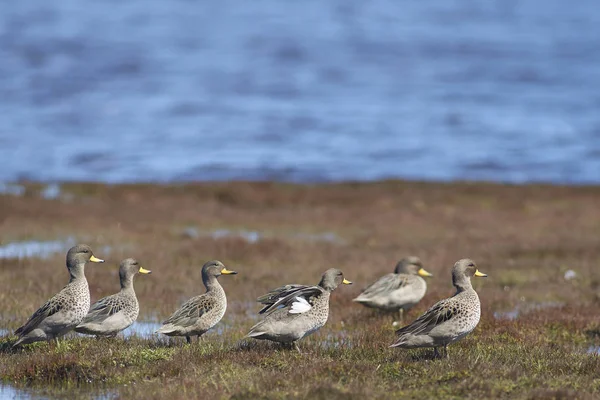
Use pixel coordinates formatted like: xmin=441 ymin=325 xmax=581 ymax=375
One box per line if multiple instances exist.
xmin=3 ymin=177 xmax=600 ymax=188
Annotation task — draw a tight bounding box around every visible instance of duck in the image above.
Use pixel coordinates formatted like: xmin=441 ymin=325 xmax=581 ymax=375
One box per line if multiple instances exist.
xmin=75 ymin=258 xmax=151 ymax=337
xmin=390 ymin=259 xmax=487 ymax=358
xmin=247 ymin=268 xmax=352 ymax=352
xmin=353 ymin=256 xmax=433 ymax=323
xmin=13 ymin=244 xmax=104 ymax=347
xmin=156 ymin=260 xmax=237 ymax=344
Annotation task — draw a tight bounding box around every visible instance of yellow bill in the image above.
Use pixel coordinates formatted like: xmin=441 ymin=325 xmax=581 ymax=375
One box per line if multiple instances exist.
xmin=417 ymin=268 xmax=433 ymax=277
xmin=474 ymin=269 xmax=488 ymax=277
xmin=342 ymin=278 xmax=352 ymax=285
xmin=139 ymin=267 xmax=152 ymax=274
xmin=221 ymin=267 xmax=238 ymax=275
xmin=90 ymin=255 xmax=104 ymax=263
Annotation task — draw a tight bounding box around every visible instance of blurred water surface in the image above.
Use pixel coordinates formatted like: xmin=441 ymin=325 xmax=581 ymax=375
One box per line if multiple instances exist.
xmin=0 ymin=0 xmax=599 ymax=184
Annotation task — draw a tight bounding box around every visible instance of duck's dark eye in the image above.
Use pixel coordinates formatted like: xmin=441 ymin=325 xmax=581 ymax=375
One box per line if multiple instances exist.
xmin=468 ymin=263 xmax=475 ymax=267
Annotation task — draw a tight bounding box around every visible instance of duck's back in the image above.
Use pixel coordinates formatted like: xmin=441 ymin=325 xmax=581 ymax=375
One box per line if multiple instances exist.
xmin=430 ymin=290 xmax=480 ymax=342
xmin=249 ymin=292 xmax=330 ymax=342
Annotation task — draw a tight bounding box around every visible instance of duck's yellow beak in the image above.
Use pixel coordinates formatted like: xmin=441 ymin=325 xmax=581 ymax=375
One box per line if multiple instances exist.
xmin=474 ymin=269 xmax=487 ymax=277
xmin=417 ymin=268 xmax=433 ymax=277
xmin=139 ymin=267 xmax=152 ymax=274
xmin=90 ymin=255 xmax=104 ymax=263
xmin=221 ymin=267 xmax=238 ymax=275
xmin=342 ymin=278 xmax=352 ymax=285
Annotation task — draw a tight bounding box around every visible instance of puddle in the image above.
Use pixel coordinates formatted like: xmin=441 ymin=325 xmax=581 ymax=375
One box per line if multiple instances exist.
xmin=122 ymin=321 xmax=162 ymax=339
xmin=123 ymin=321 xmax=230 ymax=339
xmin=231 ymin=300 xmax=262 ymax=322
xmin=494 ymin=301 xmax=566 ymax=321
xmin=0 ymin=238 xmax=77 ymax=260
xmin=181 ymin=227 xmax=344 ymax=245
xmin=40 ymin=183 xmax=71 ymax=201
xmin=320 ymin=331 xmax=352 ymax=349
xmin=292 ymin=232 xmax=343 ymax=243
xmin=0 ymin=384 xmax=113 ymax=400
xmin=211 ymin=229 xmax=261 ymax=243
xmin=181 ymin=227 xmax=261 ymax=243
xmin=0 ymin=183 xmax=26 ymax=196
xmin=0 ymin=239 xmax=116 ymax=261
xmin=494 ymin=309 xmax=520 ymax=321
xmin=206 ymin=322 xmax=231 ymax=337
xmin=0 ymin=182 xmax=73 ymax=201
xmin=587 ymin=346 xmax=600 ymax=355
xmin=181 ymin=227 xmax=200 ymax=239
xmin=0 ymin=385 xmax=47 ymax=400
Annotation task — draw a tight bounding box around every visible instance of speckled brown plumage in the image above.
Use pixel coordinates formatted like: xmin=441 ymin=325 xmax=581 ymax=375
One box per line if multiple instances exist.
xmin=390 ymin=258 xmax=487 ymax=358
xmin=156 ymin=260 xmax=237 ymax=344
xmin=75 ymin=258 xmax=151 ymax=337
xmin=13 ymin=244 xmax=104 ymax=347
xmin=247 ymin=268 xmax=352 ymax=350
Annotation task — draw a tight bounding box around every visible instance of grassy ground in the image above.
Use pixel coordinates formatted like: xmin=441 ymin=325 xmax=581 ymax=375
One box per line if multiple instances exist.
xmin=1 ymin=181 xmax=600 ymax=399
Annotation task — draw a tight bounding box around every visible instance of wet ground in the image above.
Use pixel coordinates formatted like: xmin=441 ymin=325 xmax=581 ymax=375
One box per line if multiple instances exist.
xmin=2 ymin=181 xmax=600 ymax=398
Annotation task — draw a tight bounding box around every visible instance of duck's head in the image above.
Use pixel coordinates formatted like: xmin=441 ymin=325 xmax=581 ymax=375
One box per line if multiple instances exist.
xmin=202 ymin=260 xmax=237 ymax=280
xmin=452 ymin=259 xmax=487 ymax=290
xmin=318 ymin=268 xmax=352 ymax=291
xmin=66 ymin=244 xmax=104 ymax=268
xmin=119 ymin=258 xmax=151 ymax=285
xmin=394 ymin=256 xmax=433 ymax=278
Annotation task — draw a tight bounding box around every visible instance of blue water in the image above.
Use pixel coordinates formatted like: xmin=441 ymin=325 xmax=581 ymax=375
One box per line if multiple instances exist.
xmin=0 ymin=384 xmax=112 ymax=400
xmin=0 ymin=0 xmax=599 ymax=184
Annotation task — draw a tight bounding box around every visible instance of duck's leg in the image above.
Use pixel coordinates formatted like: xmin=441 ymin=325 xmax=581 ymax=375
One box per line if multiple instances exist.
xmin=433 ymin=347 xmax=440 ymax=359
xmin=392 ymin=309 xmax=405 ymax=328
xmin=443 ymin=344 xmax=449 ymax=359
xmin=294 ymin=342 xmax=302 ymax=354
xmin=281 ymin=342 xmax=295 ymax=351
xmin=186 ymin=336 xmax=191 ymax=344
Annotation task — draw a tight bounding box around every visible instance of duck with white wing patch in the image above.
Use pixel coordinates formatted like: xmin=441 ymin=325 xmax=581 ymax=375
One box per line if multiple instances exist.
xmin=247 ymin=268 xmax=352 ymax=352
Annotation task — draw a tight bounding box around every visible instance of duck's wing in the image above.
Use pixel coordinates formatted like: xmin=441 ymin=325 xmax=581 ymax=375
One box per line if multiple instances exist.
xmin=161 ymin=294 xmax=216 ymax=328
xmin=357 ymin=273 xmax=409 ymax=298
xmin=79 ymin=294 xmax=126 ymax=324
xmin=15 ymin=296 xmax=62 ymax=336
xmin=257 ymin=284 xmax=304 ymax=306
xmin=394 ymin=297 xmax=455 ymax=337
xmin=258 ymin=285 xmax=325 ymax=315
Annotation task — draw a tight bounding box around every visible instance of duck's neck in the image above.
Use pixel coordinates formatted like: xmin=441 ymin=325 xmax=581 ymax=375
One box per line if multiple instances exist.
xmin=318 ymin=286 xmax=334 ymax=294
xmin=203 ymin=275 xmax=223 ymax=293
xmin=120 ymin=275 xmax=135 ymax=293
xmin=68 ymin=262 xmax=86 ymax=282
xmin=314 ymin=289 xmax=331 ymax=307
xmin=453 ymin=281 xmax=473 ymax=294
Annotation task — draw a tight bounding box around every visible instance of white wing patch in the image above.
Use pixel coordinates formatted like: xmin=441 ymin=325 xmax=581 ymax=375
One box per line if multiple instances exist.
xmin=289 ymin=297 xmax=311 ymax=314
